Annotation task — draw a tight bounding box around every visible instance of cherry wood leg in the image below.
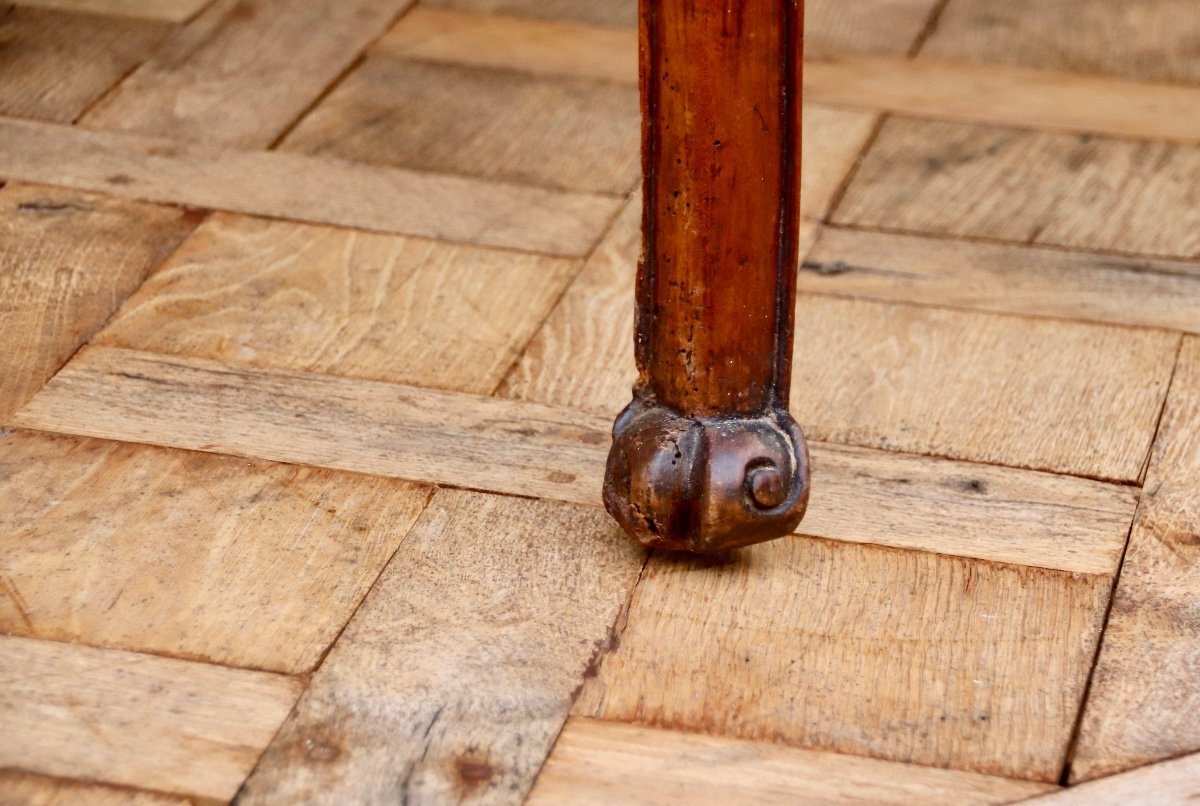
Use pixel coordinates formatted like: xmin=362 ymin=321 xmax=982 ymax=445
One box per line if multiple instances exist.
xmin=604 ymin=0 xmax=810 ymax=553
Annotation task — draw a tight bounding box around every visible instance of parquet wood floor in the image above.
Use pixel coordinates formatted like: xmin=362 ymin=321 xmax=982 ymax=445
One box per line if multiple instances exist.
xmin=2 ymin=0 xmax=1199 ymax=803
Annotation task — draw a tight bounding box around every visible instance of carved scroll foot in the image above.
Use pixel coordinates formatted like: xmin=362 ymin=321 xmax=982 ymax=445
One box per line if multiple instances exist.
xmin=603 ymin=395 xmax=811 ymax=554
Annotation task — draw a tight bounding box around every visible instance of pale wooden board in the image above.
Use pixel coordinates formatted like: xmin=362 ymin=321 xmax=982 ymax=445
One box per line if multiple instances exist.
xmin=805 ymin=0 xmax=941 ymax=57
xmin=0 ymin=6 xmax=169 ymax=122
xmin=1026 ymin=752 xmax=1200 ymax=805
xmin=13 ymin=345 xmax=1136 ymax=575
xmin=0 ymin=634 xmax=302 ymax=800
xmin=801 ymin=227 xmax=1200 ymax=333
xmin=833 ymin=117 xmax=1200 ymax=260
xmin=0 ymin=183 xmax=198 ymax=423
xmin=280 ymin=57 xmax=639 ymax=195
xmin=79 ymin=0 xmax=415 ymax=148
xmin=238 ymin=490 xmax=645 ymax=805
xmin=380 ymin=7 xmax=636 ymax=83
xmin=919 ymin=0 xmax=1200 ymax=85
xmin=0 ymin=429 xmax=430 ymax=674
xmin=15 ymin=0 xmax=209 ymax=22
xmin=422 ymin=0 xmax=635 ymax=28
xmin=528 ymin=718 xmax=1058 ymax=806
xmin=807 ymin=55 xmax=1200 ymax=145
xmin=0 ymin=771 xmax=191 ymax=806
xmin=94 ymin=213 xmax=580 ymax=394
xmin=1069 ymin=336 xmax=1200 ymax=782
xmin=789 ymin=295 xmax=1178 ymax=482
xmin=498 ymin=104 xmax=878 ymax=411
xmin=575 ymin=538 xmax=1112 ymax=782
xmin=0 ymin=117 xmax=619 ymax=256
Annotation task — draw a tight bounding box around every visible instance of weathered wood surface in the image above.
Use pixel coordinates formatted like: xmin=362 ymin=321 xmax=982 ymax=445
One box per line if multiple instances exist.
xmin=238 ymin=491 xmax=645 ymax=805
xmin=0 ymin=428 xmax=430 ymax=673
xmin=0 ymin=183 xmax=197 ymax=422
xmin=834 ymin=117 xmax=1200 ymax=259
xmin=95 ymin=212 xmax=580 ymax=394
xmin=0 ymin=771 xmax=193 ymax=806
xmin=575 ymin=538 xmax=1112 ymax=781
xmin=422 ymin=0 xmax=636 ymax=28
xmin=13 ymin=345 xmax=1136 ymax=574
xmin=801 ymin=227 xmax=1200 ymax=332
xmin=15 ymin=0 xmax=210 ymax=22
xmin=0 ymin=117 xmax=619 ymax=256
xmin=0 ymin=7 xmax=169 ymax=122
xmin=80 ymin=0 xmax=416 ymax=148
xmin=920 ymin=0 xmax=1200 ymax=84
xmin=0 ymin=634 xmax=301 ymax=800
xmin=281 ymin=56 xmax=640 ymax=195
xmin=1026 ymin=751 xmax=1200 ymax=804
xmin=1069 ymin=336 xmax=1200 ymax=781
xmin=528 ymin=718 xmax=1057 ymax=806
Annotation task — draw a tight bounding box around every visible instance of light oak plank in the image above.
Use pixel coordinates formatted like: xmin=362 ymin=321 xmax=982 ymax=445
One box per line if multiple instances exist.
xmin=801 ymin=227 xmax=1200 ymax=332
xmin=807 ymin=55 xmax=1200 ymax=145
xmin=0 ymin=771 xmax=191 ymax=806
xmin=280 ymin=57 xmax=639 ymax=195
xmin=528 ymin=718 xmax=1058 ymax=806
xmin=789 ymin=295 xmax=1178 ymax=481
xmin=80 ymin=0 xmax=415 ymax=148
xmin=0 ymin=117 xmax=619 ymax=256
xmin=380 ymin=7 xmax=636 ymax=83
xmin=575 ymin=538 xmax=1112 ymax=782
xmin=498 ymin=104 xmax=877 ymax=410
xmin=919 ymin=0 xmax=1200 ymax=85
xmin=805 ymin=0 xmax=941 ymax=57
xmin=0 ymin=428 xmax=430 ymax=674
xmin=833 ymin=117 xmax=1200 ymax=260
xmin=1025 ymin=752 xmax=1200 ymax=805
xmin=0 ymin=183 xmax=198 ymax=423
xmin=422 ymin=0 xmax=635 ymax=28
xmin=1070 ymin=337 xmax=1200 ymax=781
xmin=94 ymin=213 xmax=580 ymax=394
xmin=14 ymin=0 xmax=209 ymax=22
xmin=0 ymin=634 xmax=301 ymax=800
xmin=13 ymin=345 xmax=1136 ymax=574
xmin=0 ymin=6 xmax=169 ymax=122
xmin=238 ymin=490 xmax=645 ymax=805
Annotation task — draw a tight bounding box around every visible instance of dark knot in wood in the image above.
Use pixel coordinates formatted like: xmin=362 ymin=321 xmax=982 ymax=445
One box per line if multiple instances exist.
xmin=603 ymin=395 xmax=810 ymax=554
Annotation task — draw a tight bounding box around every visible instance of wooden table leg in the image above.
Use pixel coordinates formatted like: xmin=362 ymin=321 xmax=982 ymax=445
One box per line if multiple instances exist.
xmin=604 ymin=0 xmax=810 ymax=553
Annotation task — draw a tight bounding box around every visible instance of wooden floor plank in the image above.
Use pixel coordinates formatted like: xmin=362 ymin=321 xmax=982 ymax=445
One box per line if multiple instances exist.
xmin=379 ymin=7 xmax=636 ymax=83
xmin=1069 ymin=337 xmax=1200 ymax=782
xmin=528 ymin=718 xmax=1057 ymax=806
xmin=918 ymin=0 xmax=1200 ymax=85
xmin=0 ymin=117 xmax=619 ymax=256
xmin=281 ymin=56 xmax=639 ymax=195
xmin=421 ymin=0 xmax=635 ymax=28
xmin=575 ymin=539 xmax=1112 ymax=782
xmin=14 ymin=0 xmax=209 ymax=22
xmin=800 ymin=227 xmax=1200 ymax=332
xmin=789 ymin=295 xmax=1177 ymax=481
xmin=13 ymin=345 xmax=1136 ymax=575
xmin=0 ymin=6 xmax=169 ymax=123
xmin=833 ymin=117 xmax=1200 ymax=260
xmin=805 ymin=0 xmax=941 ymax=57
xmin=79 ymin=0 xmax=415 ymax=148
xmin=0 ymin=771 xmax=192 ymax=806
xmin=807 ymin=55 xmax=1200 ymax=145
xmin=93 ymin=212 xmax=580 ymax=394
xmin=1028 ymin=752 xmax=1200 ymax=804
xmin=0 ymin=183 xmax=198 ymax=423
xmin=238 ymin=490 xmax=645 ymax=805
xmin=0 ymin=429 xmax=430 ymax=674
xmin=0 ymin=634 xmax=301 ymax=800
